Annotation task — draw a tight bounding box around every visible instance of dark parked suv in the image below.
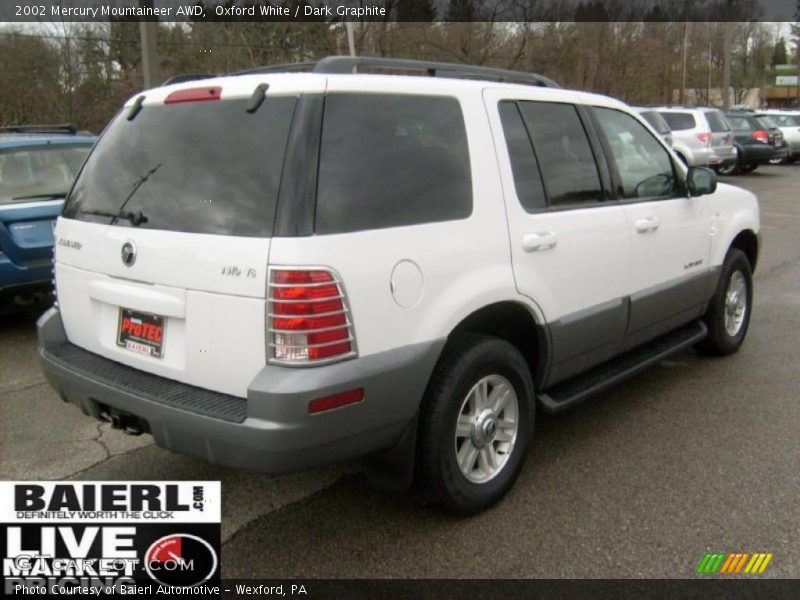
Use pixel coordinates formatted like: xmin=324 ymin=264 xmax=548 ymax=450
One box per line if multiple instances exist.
xmin=721 ymin=111 xmax=787 ymax=175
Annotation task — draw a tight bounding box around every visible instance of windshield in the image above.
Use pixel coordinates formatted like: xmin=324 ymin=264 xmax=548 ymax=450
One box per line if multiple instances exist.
xmin=63 ymin=96 xmax=297 ymax=237
xmin=0 ymin=145 xmax=92 ymax=205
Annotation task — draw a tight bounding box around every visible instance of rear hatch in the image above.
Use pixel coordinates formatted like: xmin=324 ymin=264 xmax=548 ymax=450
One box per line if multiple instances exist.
xmin=704 ymin=110 xmax=733 ymax=151
xmin=56 ymin=79 xmax=307 ymax=397
xmin=0 ymin=143 xmax=91 ymax=274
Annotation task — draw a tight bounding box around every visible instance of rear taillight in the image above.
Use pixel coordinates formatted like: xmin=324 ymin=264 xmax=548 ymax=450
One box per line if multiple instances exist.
xmin=696 ymin=132 xmax=712 ymax=146
xmin=752 ymin=129 xmax=769 ymax=143
xmin=268 ymin=268 xmax=356 ymax=364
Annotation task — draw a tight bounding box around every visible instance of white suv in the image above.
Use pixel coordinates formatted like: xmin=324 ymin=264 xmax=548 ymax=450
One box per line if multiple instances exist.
xmin=38 ymin=57 xmax=760 ymax=515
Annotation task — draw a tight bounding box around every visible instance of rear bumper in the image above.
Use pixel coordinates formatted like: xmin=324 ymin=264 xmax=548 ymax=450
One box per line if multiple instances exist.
xmin=37 ymin=308 xmax=444 ymax=473
xmin=0 ymin=253 xmax=52 ymax=297
xmin=737 ymin=144 xmax=775 ymax=164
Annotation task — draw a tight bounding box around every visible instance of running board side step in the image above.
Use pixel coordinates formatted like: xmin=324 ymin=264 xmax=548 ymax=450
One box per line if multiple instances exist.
xmin=537 ymin=320 xmax=708 ymax=414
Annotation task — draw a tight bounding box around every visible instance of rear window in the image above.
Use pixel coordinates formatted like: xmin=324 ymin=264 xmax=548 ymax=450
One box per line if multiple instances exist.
xmin=0 ymin=145 xmax=91 ymax=205
xmin=63 ymin=97 xmax=297 ymax=237
xmin=660 ymin=112 xmax=697 ymax=131
xmin=727 ymin=115 xmax=753 ymax=131
xmin=704 ymin=111 xmax=730 ymax=132
xmin=315 ymin=93 xmax=472 ymax=234
xmin=639 ymin=111 xmax=671 ymax=135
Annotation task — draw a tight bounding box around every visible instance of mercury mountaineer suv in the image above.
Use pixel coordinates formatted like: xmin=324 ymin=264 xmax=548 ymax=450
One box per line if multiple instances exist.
xmin=38 ymin=57 xmax=760 ymax=515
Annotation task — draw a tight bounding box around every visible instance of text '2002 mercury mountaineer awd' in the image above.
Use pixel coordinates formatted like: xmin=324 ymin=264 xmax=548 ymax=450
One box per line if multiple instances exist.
xmin=38 ymin=57 xmax=759 ymax=515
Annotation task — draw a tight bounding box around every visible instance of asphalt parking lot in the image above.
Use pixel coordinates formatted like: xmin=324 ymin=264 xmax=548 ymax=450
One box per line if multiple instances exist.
xmin=2 ymin=165 xmax=799 ymax=579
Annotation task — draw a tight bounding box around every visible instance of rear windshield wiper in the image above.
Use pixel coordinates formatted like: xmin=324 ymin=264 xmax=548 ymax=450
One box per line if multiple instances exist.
xmin=12 ymin=193 xmax=66 ymax=201
xmin=77 ymin=163 xmax=161 ymax=227
xmin=79 ymin=208 xmax=148 ymax=226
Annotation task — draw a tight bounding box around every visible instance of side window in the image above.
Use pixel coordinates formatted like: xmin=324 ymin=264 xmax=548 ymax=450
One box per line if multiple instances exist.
xmin=498 ymin=101 xmax=546 ymax=211
xmin=594 ymin=107 xmax=679 ymax=200
xmin=517 ymin=101 xmax=603 ymax=206
xmin=315 ymin=93 xmax=473 ymax=234
xmin=661 ymin=112 xmax=697 ymax=131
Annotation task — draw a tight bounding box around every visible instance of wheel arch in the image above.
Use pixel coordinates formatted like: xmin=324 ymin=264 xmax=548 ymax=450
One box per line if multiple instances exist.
xmin=445 ymin=300 xmax=550 ymax=389
xmin=729 ymin=229 xmax=759 ymax=272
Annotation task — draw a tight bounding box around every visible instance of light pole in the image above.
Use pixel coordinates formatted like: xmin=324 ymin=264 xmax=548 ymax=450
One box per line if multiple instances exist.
xmin=139 ymin=0 xmax=160 ymax=88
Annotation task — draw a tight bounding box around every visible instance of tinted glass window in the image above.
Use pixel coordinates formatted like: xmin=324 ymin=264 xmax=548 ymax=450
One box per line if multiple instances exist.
xmin=63 ymin=97 xmax=296 ymax=237
xmin=755 ymin=115 xmax=777 ymax=129
xmin=315 ymin=94 xmax=472 ymax=234
xmin=595 ymin=108 xmax=678 ymax=200
xmin=498 ymin=102 xmax=546 ymax=211
xmin=660 ymin=112 xmax=697 ymax=131
xmin=705 ymin=111 xmax=730 ymax=132
xmin=727 ymin=115 xmax=753 ymax=131
xmin=639 ymin=111 xmax=670 ymax=135
xmin=517 ymin=101 xmax=602 ymax=205
xmin=769 ymin=114 xmax=800 ymax=127
xmin=0 ymin=145 xmax=92 ymax=205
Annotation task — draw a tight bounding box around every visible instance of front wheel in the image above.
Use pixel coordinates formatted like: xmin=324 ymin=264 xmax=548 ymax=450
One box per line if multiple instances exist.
xmin=696 ymin=249 xmax=753 ymax=356
xmin=415 ymin=334 xmax=534 ymax=515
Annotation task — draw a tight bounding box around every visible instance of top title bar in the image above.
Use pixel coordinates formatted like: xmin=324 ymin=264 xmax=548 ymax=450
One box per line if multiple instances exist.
xmin=1 ymin=0 xmax=797 ymax=23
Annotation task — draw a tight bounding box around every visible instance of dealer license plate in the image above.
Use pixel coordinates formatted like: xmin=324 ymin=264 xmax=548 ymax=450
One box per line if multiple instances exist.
xmin=117 ymin=308 xmax=165 ymax=358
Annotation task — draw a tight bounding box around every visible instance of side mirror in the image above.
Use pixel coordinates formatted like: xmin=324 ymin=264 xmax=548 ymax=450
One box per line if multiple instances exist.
xmin=687 ymin=166 xmax=717 ymax=197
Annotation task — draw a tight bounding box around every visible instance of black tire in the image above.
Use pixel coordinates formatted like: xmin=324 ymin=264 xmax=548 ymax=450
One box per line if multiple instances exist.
xmin=696 ymin=249 xmax=753 ymax=356
xmin=715 ymin=160 xmax=739 ymax=176
xmin=415 ymin=334 xmax=534 ymax=516
xmin=739 ymin=163 xmax=758 ymax=174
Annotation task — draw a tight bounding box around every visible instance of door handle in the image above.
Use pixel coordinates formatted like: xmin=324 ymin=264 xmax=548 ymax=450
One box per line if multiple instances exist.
xmin=634 ymin=217 xmax=660 ymax=233
xmin=522 ymin=231 xmax=558 ymax=252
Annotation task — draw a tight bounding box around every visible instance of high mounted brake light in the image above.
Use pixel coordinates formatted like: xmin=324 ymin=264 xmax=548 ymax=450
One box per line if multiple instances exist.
xmin=164 ymin=86 xmax=222 ymax=104
xmin=268 ymin=268 xmax=356 ymax=365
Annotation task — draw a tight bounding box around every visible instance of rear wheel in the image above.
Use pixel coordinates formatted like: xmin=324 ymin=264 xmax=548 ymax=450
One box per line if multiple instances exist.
xmin=715 ymin=160 xmax=739 ymax=176
xmin=415 ymin=334 xmax=534 ymax=515
xmin=696 ymin=249 xmax=753 ymax=356
xmin=739 ymin=163 xmax=758 ymax=174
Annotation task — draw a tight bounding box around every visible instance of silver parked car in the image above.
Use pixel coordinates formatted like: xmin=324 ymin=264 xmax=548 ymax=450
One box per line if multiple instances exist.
xmin=761 ymin=110 xmax=800 ymax=164
xmin=656 ymin=106 xmax=737 ymax=171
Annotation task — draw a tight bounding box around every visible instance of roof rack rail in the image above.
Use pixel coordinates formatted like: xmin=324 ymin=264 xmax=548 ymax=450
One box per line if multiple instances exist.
xmin=234 ymin=55 xmax=560 ymax=88
xmin=0 ymin=124 xmax=77 ymax=135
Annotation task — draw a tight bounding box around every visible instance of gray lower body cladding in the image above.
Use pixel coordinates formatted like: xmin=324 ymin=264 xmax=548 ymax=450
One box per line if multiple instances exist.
xmin=37 ymin=308 xmax=445 ymax=473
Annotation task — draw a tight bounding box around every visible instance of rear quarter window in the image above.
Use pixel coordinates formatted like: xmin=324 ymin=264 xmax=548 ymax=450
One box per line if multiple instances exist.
xmin=704 ymin=111 xmax=730 ymax=132
xmin=314 ymin=93 xmax=472 ymax=234
xmin=660 ymin=112 xmax=697 ymax=131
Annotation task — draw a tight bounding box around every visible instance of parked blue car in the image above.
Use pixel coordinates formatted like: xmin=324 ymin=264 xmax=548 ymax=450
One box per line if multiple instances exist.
xmin=0 ymin=125 xmax=95 ymax=306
